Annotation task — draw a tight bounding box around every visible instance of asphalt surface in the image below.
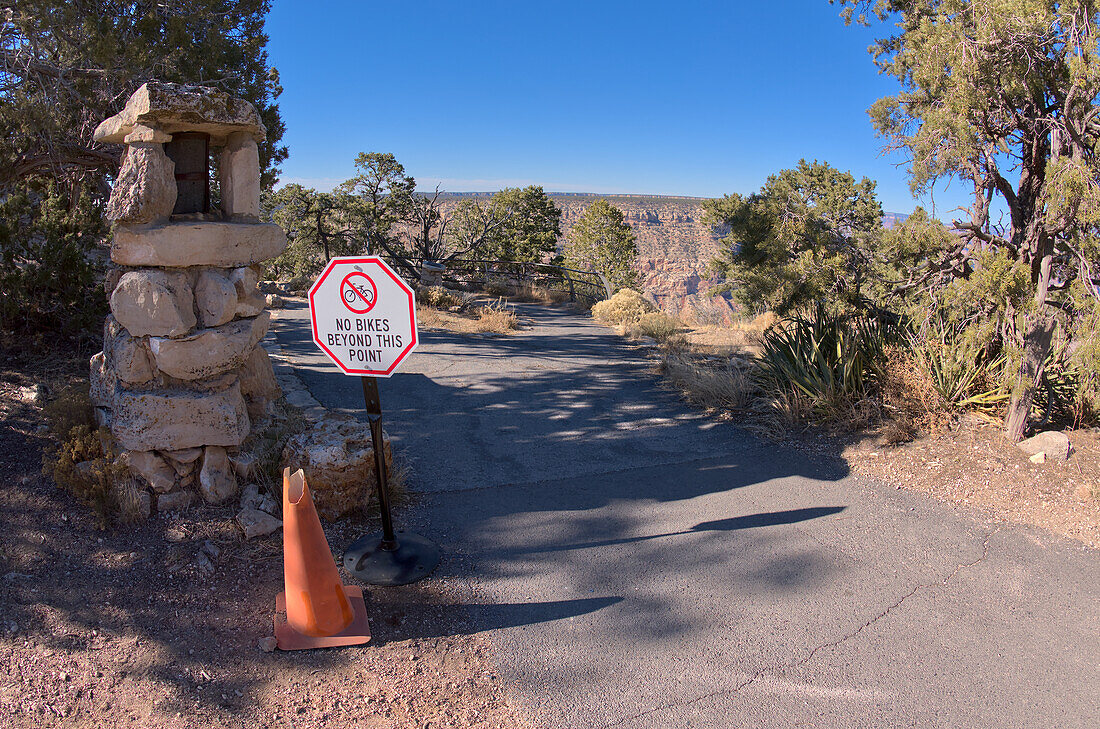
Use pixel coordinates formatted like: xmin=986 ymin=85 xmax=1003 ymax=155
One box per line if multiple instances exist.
xmin=271 ymin=300 xmax=1099 ymax=729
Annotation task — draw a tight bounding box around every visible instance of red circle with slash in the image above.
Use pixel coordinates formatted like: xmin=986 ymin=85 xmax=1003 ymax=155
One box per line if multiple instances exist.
xmin=339 ymin=272 xmax=377 ymax=314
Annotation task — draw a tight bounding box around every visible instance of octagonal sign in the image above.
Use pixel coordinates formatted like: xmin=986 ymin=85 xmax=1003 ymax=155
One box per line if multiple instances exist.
xmin=308 ymin=257 xmax=418 ymax=376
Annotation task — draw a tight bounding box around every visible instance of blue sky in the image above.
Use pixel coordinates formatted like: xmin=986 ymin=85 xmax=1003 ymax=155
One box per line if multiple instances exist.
xmin=266 ymin=0 xmax=969 ymax=216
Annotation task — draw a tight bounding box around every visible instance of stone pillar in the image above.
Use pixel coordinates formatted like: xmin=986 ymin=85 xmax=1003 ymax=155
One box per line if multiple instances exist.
xmin=89 ymin=83 xmax=287 ymax=515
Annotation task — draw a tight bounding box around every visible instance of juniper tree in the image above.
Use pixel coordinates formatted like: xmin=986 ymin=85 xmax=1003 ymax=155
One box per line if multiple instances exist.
xmin=1 ymin=0 xmax=286 ymax=192
xmin=484 ymin=185 xmax=563 ymax=262
xmin=836 ymin=0 xmax=1100 ymax=439
xmin=703 ymin=159 xmax=884 ymax=315
xmin=565 ymin=198 xmax=639 ymax=292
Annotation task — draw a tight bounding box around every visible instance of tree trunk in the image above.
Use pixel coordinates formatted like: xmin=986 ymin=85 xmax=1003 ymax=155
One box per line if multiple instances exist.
xmin=1004 ymin=312 xmax=1056 ymax=441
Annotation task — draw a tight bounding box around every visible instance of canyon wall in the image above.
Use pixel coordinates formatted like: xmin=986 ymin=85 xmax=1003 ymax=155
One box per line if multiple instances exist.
xmin=438 ymin=193 xmax=736 ymax=323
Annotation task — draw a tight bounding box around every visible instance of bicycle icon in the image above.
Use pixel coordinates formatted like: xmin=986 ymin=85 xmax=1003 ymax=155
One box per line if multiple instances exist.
xmin=339 ymin=272 xmax=377 ymax=314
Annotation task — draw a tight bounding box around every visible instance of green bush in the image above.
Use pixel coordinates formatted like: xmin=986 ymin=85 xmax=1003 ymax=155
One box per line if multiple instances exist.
xmin=0 ymin=182 xmax=108 ymax=338
xmin=592 ymin=288 xmax=656 ymax=325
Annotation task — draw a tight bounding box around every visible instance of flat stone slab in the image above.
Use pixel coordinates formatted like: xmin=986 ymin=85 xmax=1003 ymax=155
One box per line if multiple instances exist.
xmin=111 ymin=381 xmax=250 ymax=452
xmin=94 ymin=81 xmax=266 ymax=144
xmin=112 ymin=221 xmax=286 ymax=267
xmin=149 ymin=313 xmax=269 ymax=381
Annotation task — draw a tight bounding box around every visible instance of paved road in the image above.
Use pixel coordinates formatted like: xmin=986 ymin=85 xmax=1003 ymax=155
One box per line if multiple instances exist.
xmin=272 ymin=301 xmax=1099 ymax=729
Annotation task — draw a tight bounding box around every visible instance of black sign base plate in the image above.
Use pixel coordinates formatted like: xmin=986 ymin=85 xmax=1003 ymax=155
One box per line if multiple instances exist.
xmin=343 ymin=530 xmax=440 ymax=586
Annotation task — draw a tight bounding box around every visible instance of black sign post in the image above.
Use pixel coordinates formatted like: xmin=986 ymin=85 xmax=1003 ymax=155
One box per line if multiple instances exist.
xmin=343 ymin=376 xmax=440 ymax=586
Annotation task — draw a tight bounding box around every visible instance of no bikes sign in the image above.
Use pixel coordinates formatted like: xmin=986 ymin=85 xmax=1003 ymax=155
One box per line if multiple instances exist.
xmin=309 ymin=257 xmax=418 ymax=376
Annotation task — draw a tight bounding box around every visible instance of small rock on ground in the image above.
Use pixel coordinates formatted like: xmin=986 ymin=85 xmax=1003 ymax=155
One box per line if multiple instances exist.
xmin=237 ymin=507 xmax=281 ymax=539
xmin=1017 ymin=431 xmax=1072 ymax=462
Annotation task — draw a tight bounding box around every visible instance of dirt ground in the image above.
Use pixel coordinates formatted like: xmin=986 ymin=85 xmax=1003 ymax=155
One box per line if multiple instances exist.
xmin=0 ymin=346 xmax=530 ymax=729
xmin=841 ymin=417 xmax=1100 ymax=548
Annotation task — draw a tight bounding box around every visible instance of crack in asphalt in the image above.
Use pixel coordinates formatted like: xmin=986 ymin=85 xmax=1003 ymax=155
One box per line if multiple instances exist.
xmin=601 ymin=528 xmax=1000 ymax=729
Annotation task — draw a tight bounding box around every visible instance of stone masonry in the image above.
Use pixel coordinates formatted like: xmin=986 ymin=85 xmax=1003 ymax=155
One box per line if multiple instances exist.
xmin=89 ymin=83 xmax=286 ymax=514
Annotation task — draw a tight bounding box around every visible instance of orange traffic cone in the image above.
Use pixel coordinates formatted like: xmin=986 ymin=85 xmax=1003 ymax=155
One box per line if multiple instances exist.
xmin=273 ymin=467 xmax=371 ymax=650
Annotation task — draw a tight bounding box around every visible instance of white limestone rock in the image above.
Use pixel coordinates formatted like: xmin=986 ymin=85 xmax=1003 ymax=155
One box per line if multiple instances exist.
xmin=220 ymin=132 xmax=261 ymax=219
xmin=105 ymin=143 xmax=176 ymax=224
xmin=149 ymin=312 xmax=269 ymax=381
xmin=110 ymin=270 xmax=195 ymax=338
xmin=239 ymin=483 xmax=263 ymax=511
xmin=281 ymin=413 xmax=393 ymax=520
xmin=112 ymin=221 xmax=287 ymax=268
xmin=236 ymin=507 xmax=281 ymax=539
xmin=110 ymin=381 xmax=250 ymax=452
xmin=156 ymin=490 xmax=193 ymax=512
xmin=89 ymin=352 xmax=114 ymax=409
xmin=228 ymin=266 xmax=259 ymax=298
xmin=229 ymin=266 xmax=265 ymax=317
xmin=238 ymin=346 xmax=280 ymax=418
xmin=162 ymin=447 xmax=203 ymax=471
xmin=230 ymin=451 xmax=259 ymax=480
xmin=194 ymin=270 xmax=238 ymax=328
xmin=264 ymin=293 xmax=286 ymax=309
xmin=103 ymin=316 xmax=154 ymax=384
xmin=123 ymin=450 xmax=177 ymax=493
xmin=1017 ymin=431 xmax=1072 ymax=462
xmin=122 ymin=124 xmax=172 ymax=144
xmin=199 ymin=445 xmax=239 ymax=504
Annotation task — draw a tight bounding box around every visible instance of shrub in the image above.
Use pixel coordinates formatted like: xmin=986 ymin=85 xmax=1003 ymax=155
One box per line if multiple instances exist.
xmin=0 ymin=182 xmax=108 ymax=339
xmin=592 ymin=288 xmax=656 ymax=325
xmin=42 ymin=424 xmax=128 ymax=526
xmin=756 ymin=305 xmax=886 ymax=419
xmin=906 ymin=312 xmax=1010 ymax=412
xmin=484 ymin=279 xmax=511 ymax=297
xmin=626 ymin=312 xmax=680 ymax=342
xmin=42 ymin=383 xmax=96 ymax=439
xmin=877 ymin=345 xmax=952 ymax=438
xmin=418 ymin=285 xmax=464 ymax=309
xmin=475 ymin=300 xmax=518 ymax=333
xmin=515 ymin=281 xmax=568 ymax=304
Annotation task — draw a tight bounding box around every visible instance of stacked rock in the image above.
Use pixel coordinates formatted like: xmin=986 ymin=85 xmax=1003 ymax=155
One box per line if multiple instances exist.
xmin=89 ymin=83 xmax=286 ymax=515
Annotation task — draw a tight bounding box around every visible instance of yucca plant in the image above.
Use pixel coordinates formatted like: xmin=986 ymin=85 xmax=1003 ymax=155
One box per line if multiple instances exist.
xmin=756 ymin=304 xmax=885 ymax=415
xmin=907 ymin=313 xmax=1009 ymax=412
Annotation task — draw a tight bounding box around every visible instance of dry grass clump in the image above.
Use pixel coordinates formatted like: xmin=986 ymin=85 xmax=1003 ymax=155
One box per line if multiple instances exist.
xmin=659 ymin=351 xmax=757 ymax=410
xmin=40 ymin=382 xmax=132 ymax=526
xmin=417 ymin=306 xmax=445 ymax=329
xmin=42 ymin=382 xmax=95 ymax=438
xmin=624 ymin=311 xmax=681 ymax=342
xmin=514 ymin=281 xmax=568 ymax=304
xmin=747 ymin=311 xmax=779 ymax=332
xmin=592 ymin=288 xmax=656 ymax=325
xmin=877 ymin=345 xmax=953 ymax=441
xmin=42 ymin=423 xmax=130 ymax=526
xmin=418 ymin=285 xmax=465 ymax=310
xmin=245 ymin=398 xmax=311 ymax=492
xmin=683 ymin=299 xmax=733 ymax=327
xmin=475 ymin=300 xmax=519 ymax=333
